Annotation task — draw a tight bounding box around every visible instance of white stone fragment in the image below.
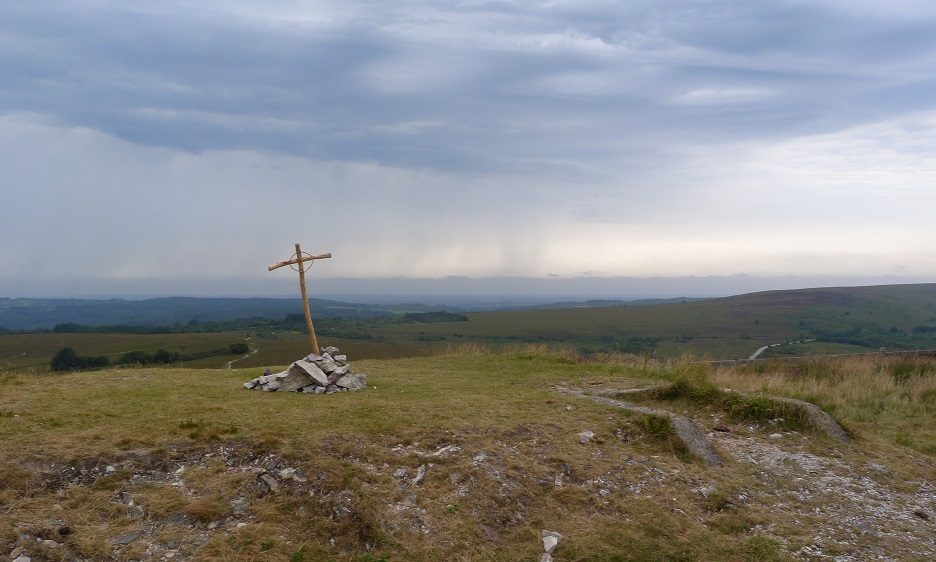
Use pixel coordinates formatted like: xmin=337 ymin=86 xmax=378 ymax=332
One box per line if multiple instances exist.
xmin=412 ymin=464 xmax=427 ymax=486
xmin=542 ymin=530 xmax=563 ymax=553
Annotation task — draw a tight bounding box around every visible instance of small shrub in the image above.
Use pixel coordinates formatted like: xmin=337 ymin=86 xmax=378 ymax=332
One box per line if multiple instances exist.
xmin=640 ymin=414 xmax=673 ymax=439
xmin=152 ymin=349 xmax=179 ymax=364
xmin=50 ymin=348 xmax=110 ymax=371
xmin=703 ymin=489 xmax=734 ymax=512
xmin=662 ymin=372 xmax=720 ymax=402
xmin=118 ymin=350 xmax=151 ymax=365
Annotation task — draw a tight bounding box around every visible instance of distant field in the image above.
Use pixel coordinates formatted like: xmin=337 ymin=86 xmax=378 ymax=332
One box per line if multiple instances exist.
xmin=234 ymin=334 xmax=432 ymax=369
xmin=0 ymin=332 xmax=249 ymax=372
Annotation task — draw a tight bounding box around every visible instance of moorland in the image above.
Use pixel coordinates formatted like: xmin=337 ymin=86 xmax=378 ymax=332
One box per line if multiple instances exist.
xmin=1 ymin=283 xmax=934 ymax=561
xmin=4 ymin=284 xmax=936 ymax=373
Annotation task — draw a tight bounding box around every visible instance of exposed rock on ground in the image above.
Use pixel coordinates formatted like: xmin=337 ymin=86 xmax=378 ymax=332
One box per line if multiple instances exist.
xmin=556 ymin=386 xmax=723 ymax=466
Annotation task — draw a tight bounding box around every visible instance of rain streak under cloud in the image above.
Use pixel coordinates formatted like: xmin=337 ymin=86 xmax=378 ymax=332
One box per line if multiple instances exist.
xmin=2 ymin=0 xmax=936 ymax=296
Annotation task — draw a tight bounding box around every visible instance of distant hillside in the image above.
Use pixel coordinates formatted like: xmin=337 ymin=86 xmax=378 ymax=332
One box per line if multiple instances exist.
xmin=350 ymin=283 xmax=936 ymax=360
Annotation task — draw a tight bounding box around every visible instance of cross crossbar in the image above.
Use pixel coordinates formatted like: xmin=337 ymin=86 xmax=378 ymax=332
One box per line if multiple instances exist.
xmin=268 ymin=252 xmax=332 ymax=271
xmin=268 ymin=243 xmax=331 ymax=354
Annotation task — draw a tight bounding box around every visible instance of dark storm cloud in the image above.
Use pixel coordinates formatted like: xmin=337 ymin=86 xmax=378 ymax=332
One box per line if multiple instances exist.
xmin=3 ymin=1 xmax=935 ymax=175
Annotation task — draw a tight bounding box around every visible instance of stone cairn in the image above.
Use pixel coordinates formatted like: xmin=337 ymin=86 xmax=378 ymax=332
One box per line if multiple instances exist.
xmin=242 ymin=346 xmax=367 ymax=394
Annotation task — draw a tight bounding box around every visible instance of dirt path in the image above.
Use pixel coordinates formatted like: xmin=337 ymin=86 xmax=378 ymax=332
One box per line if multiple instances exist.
xmin=226 ymin=344 xmax=259 ymax=370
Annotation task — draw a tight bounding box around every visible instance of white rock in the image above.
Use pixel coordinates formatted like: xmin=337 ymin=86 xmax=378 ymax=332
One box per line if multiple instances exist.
xmin=769 ymin=433 xmax=783 ymax=439
xmin=578 ymin=430 xmax=595 ymax=444
xmin=540 ymin=554 xmax=552 ymax=562
xmin=259 ymin=473 xmax=278 ymax=493
xmin=278 ymin=468 xmax=307 ymax=483
xmin=429 ymin=445 xmax=461 ymax=457
xmin=13 ymin=555 xmax=31 ymax=562
xmin=412 ymin=464 xmax=427 ymax=486
xmin=542 ymin=530 xmax=562 ymax=553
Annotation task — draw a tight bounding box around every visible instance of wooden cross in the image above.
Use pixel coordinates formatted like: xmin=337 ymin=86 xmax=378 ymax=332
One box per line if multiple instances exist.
xmin=268 ymin=243 xmax=332 ymax=354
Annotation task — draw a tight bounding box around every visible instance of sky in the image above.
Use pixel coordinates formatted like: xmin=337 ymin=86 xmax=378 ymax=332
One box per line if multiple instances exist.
xmin=2 ymin=1 xmax=936 ymax=298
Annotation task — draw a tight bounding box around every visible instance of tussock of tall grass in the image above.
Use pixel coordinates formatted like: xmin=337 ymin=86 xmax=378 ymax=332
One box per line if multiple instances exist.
xmin=712 ymin=356 xmax=936 ymax=453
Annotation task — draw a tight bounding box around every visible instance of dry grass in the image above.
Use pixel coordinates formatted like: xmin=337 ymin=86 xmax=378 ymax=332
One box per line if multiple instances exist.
xmin=712 ymin=355 xmax=936 ymax=454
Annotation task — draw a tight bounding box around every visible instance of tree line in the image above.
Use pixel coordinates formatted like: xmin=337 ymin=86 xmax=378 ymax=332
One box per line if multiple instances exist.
xmin=50 ymin=343 xmax=249 ymax=371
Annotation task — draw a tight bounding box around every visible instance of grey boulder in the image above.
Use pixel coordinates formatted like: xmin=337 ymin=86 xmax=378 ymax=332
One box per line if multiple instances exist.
xmin=291 ymin=360 xmax=329 ymax=387
xmin=317 ymin=354 xmax=338 ymax=374
xmin=336 ymin=373 xmax=367 ymax=391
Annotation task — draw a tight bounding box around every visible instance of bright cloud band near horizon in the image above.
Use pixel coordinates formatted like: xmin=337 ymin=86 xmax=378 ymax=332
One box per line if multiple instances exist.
xmin=2 ymin=1 xmax=936 ymax=294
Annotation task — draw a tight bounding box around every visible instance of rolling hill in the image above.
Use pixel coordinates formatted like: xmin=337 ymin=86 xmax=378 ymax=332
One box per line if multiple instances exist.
xmin=335 ymin=283 xmax=936 ymax=361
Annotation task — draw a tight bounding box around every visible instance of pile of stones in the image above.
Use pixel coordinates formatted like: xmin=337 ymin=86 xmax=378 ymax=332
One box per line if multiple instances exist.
xmin=242 ymin=346 xmax=367 ymax=394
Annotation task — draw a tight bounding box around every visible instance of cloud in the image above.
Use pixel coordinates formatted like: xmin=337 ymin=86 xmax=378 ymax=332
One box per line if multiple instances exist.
xmin=674 ymin=87 xmax=776 ymax=105
xmin=3 ymin=110 xmax=935 ymax=287
xmin=2 ymin=1 xmax=936 ymax=293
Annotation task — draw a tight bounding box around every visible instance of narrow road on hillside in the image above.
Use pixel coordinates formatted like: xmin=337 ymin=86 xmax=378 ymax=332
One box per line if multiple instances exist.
xmin=749 ymin=344 xmax=784 ymax=360
xmin=227 ymin=345 xmax=259 ymax=370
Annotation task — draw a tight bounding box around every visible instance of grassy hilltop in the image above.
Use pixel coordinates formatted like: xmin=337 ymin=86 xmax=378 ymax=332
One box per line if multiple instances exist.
xmin=1 ymin=349 xmax=934 ymax=561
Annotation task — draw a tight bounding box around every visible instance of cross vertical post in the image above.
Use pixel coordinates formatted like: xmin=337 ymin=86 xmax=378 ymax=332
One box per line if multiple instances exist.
xmin=268 ymin=243 xmax=332 ymax=355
